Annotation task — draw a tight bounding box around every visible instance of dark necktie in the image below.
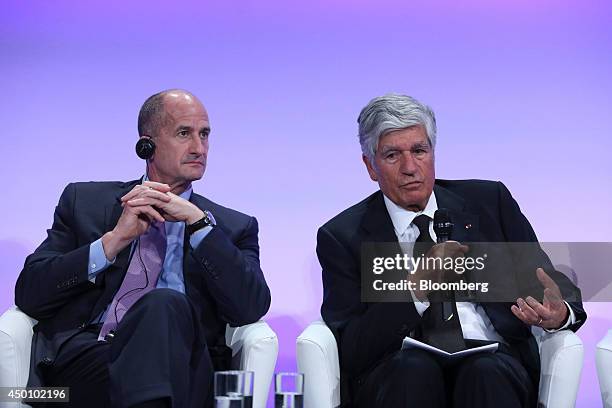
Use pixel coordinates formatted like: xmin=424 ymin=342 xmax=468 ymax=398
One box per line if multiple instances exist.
xmin=98 ymin=221 xmax=167 ymax=341
xmin=412 ymin=214 xmax=466 ymax=353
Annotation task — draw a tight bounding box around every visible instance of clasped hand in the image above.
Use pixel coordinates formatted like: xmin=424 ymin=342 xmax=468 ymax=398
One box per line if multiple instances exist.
xmin=120 ymin=181 xmax=203 ymax=224
xmin=101 ymin=182 xmax=203 ymax=260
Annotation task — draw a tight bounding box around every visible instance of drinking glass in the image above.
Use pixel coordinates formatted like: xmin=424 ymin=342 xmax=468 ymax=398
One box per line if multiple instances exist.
xmin=214 ymin=370 xmax=254 ymax=408
xmin=274 ymin=372 xmax=304 ymax=408
xmin=215 ymin=395 xmax=244 ymax=408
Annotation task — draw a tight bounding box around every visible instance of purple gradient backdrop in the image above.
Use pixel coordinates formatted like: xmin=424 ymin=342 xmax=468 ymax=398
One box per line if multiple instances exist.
xmin=1 ymin=1 xmax=611 ymax=406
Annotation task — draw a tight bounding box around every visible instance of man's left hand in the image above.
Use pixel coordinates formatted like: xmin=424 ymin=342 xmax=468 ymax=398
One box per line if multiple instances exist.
xmin=510 ymin=268 xmax=569 ymax=330
xmin=121 ymin=181 xmax=204 ymax=224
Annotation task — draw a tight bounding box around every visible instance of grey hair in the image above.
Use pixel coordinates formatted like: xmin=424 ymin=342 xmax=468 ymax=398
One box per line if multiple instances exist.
xmin=357 ymin=93 xmax=437 ymax=161
xmin=137 ymin=89 xmax=195 ymax=137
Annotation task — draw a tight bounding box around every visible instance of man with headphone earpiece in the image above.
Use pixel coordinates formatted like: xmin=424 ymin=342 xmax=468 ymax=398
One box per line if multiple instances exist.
xmin=15 ymin=89 xmax=271 ymax=408
xmin=135 ymin=135 xmax=156 ymax=160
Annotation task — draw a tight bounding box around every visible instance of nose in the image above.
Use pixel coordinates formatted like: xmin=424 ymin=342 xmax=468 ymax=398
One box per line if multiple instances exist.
xmin=399 ymin=152 xmax=418 ymax=175
xmin=189 ymin=134 xmax=206 ymax=157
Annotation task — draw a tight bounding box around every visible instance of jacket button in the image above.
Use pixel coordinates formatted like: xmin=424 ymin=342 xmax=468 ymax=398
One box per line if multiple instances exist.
xmin=41 ymin=357 xmax=53 ymax=366
xmin=396 ymin=324 xmax=409 ymax=335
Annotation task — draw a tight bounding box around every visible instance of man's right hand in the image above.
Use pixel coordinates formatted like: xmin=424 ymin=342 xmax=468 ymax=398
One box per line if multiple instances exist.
xmin=101 ymin=183 xmax=172 ymax=260
xmin=410 ymin=241 xmax=469 ymax=302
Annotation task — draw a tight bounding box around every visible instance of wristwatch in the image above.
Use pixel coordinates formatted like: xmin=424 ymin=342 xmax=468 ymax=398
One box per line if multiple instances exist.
xmin=186 ymin=210 xmax=216 ymax=236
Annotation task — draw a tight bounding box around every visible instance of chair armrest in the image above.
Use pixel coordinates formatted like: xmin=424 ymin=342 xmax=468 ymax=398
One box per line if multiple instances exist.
xmin=0 ymin=306 xmax=37 ymax=408
xmin=296 ymin=320 xmax=340 ymax=408
xmin=0 ymin=306 xmax=37 ymax=390
xmin=596 ymin=329 xmax=612 ymax=408
xmin=225 ymin=321 xmax=278 ymax=408
xmin=533 ymin=327 xmax=584 ymax=408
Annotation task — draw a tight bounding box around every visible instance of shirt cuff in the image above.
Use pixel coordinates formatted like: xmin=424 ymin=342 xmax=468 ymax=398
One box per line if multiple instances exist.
xmin=409 ymin=288 xmax=430 ymax=316
xmin=88 ymin=238 xmax=115 ymax=282
xmin=544 ymin=301 xmax=576 ymax=332
xmin=189 ymin=226 xmax=213 ymax=249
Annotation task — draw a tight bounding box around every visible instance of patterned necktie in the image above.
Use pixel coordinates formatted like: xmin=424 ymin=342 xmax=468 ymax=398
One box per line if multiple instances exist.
xmin=98 ymin=221 xmax=167 ymax=341
xmin=412 ymin=214 xmax=466 ymax=353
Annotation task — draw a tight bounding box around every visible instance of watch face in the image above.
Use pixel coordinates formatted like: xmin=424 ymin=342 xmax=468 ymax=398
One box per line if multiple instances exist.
xmin=205 ymin=210 xmax=216 ymax=226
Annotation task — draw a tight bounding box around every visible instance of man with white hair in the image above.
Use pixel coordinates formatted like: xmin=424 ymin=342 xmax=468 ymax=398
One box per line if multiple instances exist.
xmin=318 ymin=94 xmax=585 ymax=407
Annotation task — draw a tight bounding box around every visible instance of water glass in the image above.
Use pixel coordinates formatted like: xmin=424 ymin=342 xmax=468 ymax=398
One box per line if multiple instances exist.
xmin=215 ymin=395 xmax=244 ymax=408
xmin=214 ymin=370 xmax=254 ymax=408
xmin=275 ymin=372 xmax=304 ymax=408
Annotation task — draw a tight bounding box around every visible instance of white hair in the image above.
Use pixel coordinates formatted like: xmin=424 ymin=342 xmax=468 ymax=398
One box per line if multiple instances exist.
xmin=357 ymin=93 xmax=437 ymax=161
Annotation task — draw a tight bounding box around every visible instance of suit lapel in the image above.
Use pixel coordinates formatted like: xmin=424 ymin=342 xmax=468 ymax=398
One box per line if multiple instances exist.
xmin=433 ymin=184 xmax=480 ymax=243
xmin=103 ymin=179 xmax=141 ymax=269
xmin=90 ymin=179 xmax=141 ymax=320
xmin=104 ymin=179 xmax=141 ymax=236
xmin=359 ymin=191 xmax=398 ymax=243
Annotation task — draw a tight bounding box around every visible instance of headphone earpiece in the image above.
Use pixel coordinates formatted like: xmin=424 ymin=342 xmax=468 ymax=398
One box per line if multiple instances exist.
xmin=136 ymin=136 xmax=156 ymax=160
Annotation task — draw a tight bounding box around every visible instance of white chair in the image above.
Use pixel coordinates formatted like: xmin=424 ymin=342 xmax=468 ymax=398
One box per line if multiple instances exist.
xmin=596 ymin=329 xmax=612 ymax=408
xmin=297 ymin=319 xmax=584 ymax=408
xmin=0 ymin=306 xmax=278 ymax=408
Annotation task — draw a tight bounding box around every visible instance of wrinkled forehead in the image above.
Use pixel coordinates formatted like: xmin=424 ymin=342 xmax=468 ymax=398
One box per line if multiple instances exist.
xmin=378 ymin=126 xmax=430 ymax=148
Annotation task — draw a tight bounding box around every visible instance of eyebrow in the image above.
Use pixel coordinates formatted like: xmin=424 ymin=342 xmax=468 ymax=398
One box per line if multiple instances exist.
xmin=176 ymin=125 xmax=193 ymax=132
xmin=175 ymin=125 xmax=211 ymax=133
xmin=379 ymin=142 xmax=430 ymax=153
xmin=411 ymin=142 xmax=430 ymax=149
xmin=379 ymin=145 xmax=398 ymax=154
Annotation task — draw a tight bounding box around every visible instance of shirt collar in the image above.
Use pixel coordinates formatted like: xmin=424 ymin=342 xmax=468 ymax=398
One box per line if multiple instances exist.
xmin=383 ymin=190 xmax=438 ymax=236
xmin=142 ymin=174 xmax=192 ymax=201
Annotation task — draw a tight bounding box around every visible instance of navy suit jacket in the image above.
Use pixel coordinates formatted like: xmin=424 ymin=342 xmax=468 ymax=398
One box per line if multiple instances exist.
xmin=318 ymin=179 xmax=586 ymax=406
xmin=15 ymin=179 xmax=271 ymax=386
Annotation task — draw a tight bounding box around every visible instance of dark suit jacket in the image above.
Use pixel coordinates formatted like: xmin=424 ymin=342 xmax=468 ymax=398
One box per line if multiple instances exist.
xmin=317 ymin=179 xmax=586 ymax=406
xmin=15 ymin=179 xmax=271 ymax=386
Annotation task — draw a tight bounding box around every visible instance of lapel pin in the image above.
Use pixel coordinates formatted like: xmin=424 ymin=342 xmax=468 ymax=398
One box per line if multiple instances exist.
xmin=465 ymin=223 xmax=472 ymax=229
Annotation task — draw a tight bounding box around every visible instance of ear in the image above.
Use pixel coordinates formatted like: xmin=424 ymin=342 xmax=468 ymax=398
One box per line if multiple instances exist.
xmin=362 ymin=155 xmax=378 ymax=182
xmin=136 ymin=135 xmax=156 ymax=161
xmin=146 ymin=137 xmax=155 ymax=161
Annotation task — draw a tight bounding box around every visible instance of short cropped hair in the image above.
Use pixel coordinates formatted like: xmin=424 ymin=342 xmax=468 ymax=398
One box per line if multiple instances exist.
xmin=137 ymin=91 xmax=167 ymax=137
